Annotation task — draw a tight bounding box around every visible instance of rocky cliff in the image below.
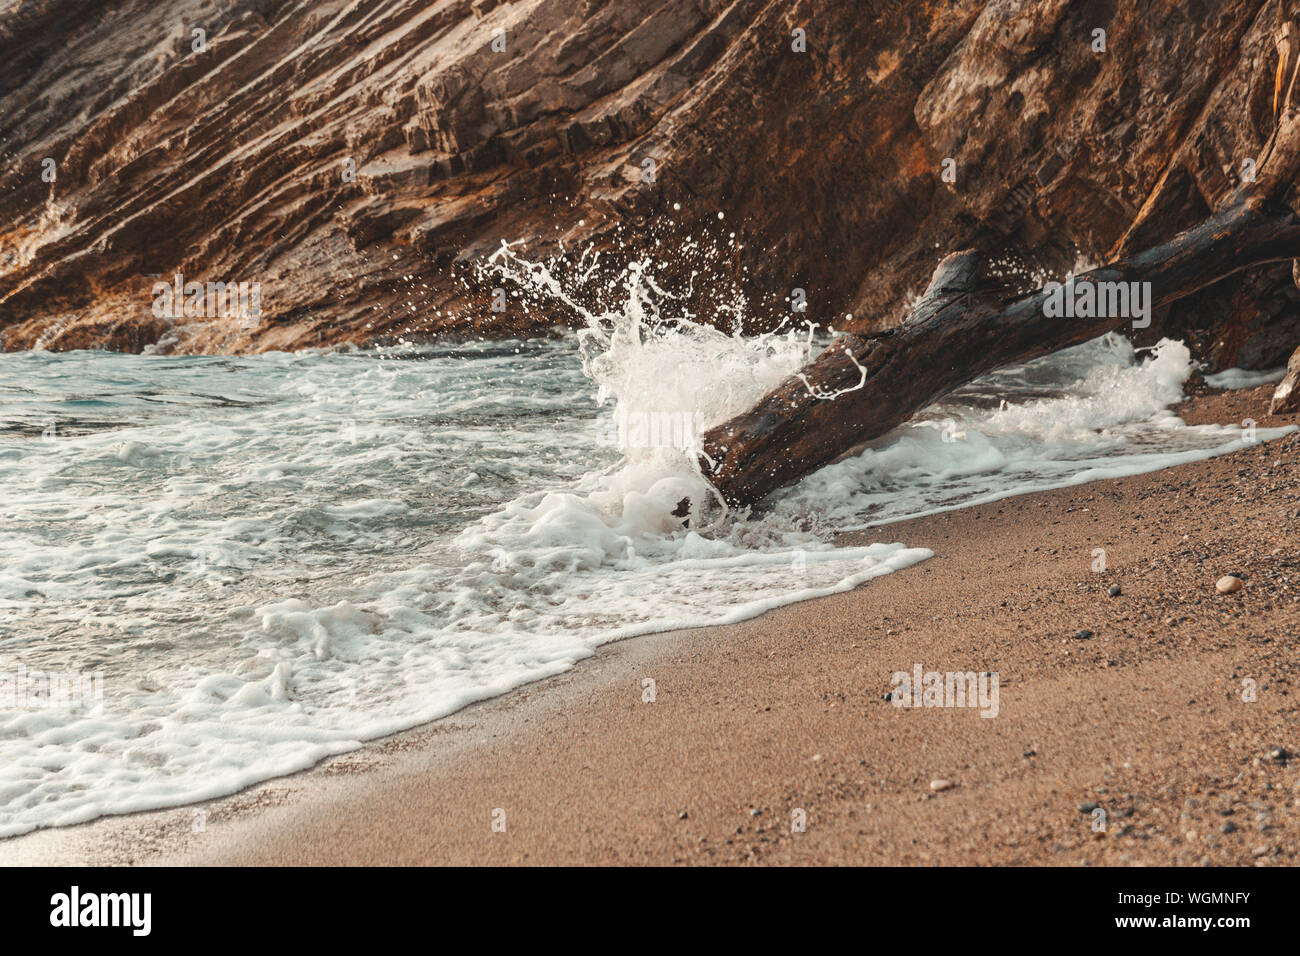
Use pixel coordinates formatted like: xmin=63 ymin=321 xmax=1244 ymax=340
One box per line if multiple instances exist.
xmin=1 ymin=0 xmax=1297 ymax=367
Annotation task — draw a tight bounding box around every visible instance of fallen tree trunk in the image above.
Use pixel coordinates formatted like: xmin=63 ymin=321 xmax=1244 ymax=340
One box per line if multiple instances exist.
xmin=697 ymin=19 xmax=1300 ymax=511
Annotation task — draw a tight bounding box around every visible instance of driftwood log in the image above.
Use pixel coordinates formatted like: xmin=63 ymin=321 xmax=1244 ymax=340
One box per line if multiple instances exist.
xmin=696 ymin=20 xmax=1300 ymax=511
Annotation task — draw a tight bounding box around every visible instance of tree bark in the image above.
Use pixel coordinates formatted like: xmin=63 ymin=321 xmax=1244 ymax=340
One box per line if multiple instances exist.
xmin=696 ymin=20 xmax=1300 ymax=511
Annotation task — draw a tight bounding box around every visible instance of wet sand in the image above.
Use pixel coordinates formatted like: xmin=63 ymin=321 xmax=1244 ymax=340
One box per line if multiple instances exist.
xmin=7 ymin=383 xmax=1300 ymax=866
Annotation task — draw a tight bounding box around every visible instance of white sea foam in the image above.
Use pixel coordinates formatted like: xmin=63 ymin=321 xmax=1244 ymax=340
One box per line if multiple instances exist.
xmin=0 ymin=254 xmax=1292 ymax=839
xmin=1203 ymin=366 xmax=1287 ymax=389
xmin=780 ymin=336 xmax=1293 ymax=530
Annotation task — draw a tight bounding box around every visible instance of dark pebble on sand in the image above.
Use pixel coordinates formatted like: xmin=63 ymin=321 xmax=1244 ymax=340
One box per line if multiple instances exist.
xmin=1221 ymin=822 xmax=1238 ymax=834
xmin=1078 ymin=801 xmax=1099 ymax=813
xmin=1074 ymin=629 xmax=1094 ymax=640
xmin=1108 ymin=585 xmax=1122 ymax=597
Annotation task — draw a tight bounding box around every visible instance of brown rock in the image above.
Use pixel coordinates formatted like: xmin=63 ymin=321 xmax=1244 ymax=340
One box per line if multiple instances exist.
xmin=1 ymin=0 xmax=1298 ymax=363
xmin=1217 ymin=575 xmax=1245 ymax=594
xmin=1269 ymin=344 xmax=1300 ymax=414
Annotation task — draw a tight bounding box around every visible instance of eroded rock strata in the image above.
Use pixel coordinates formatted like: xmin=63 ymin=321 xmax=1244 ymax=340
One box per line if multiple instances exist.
xmin=0 ymin=0 xmax=1296 ymax=368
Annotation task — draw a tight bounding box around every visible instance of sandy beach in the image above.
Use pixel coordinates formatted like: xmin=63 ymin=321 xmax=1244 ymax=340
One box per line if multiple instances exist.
xmin=5 ymin=382 xmax=1299 ymax=867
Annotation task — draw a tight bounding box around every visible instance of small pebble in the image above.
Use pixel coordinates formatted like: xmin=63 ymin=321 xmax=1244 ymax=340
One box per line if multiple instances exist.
xmin=1078 ymin=801 xmax=1099 ymax=813
xmin=1221 ymin=821 xmax=1238 ymax=834
xmin=679 ymin=811 xmax=688 ymax=820
xmin=930 ymin=779 xmax=954 ymax=792
xmin=1074 ymin=629 xmax=1094 ymax=640
xmin=1108 ymin=585 xmax=1122 ymax=597
xmin=1216 ymin=575 xmax=1244 ymax=594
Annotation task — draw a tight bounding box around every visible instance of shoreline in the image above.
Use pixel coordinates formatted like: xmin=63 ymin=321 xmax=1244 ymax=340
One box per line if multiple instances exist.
xmin=5 ymin=383 xmax=1300 ymax=866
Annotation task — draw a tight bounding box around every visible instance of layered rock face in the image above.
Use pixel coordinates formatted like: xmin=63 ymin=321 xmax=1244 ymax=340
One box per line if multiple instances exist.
xmin=0 ymin=0 xmax=1296 ymax=366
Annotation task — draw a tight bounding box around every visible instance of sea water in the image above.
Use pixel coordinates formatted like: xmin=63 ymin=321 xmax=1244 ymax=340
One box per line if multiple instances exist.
xmin=0 ymin=308 xmax=1290 ymax=838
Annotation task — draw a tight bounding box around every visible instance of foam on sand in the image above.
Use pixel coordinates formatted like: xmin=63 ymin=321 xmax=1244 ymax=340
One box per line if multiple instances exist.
xmin=1203 ymin=366 xmax=1287 ymax=389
